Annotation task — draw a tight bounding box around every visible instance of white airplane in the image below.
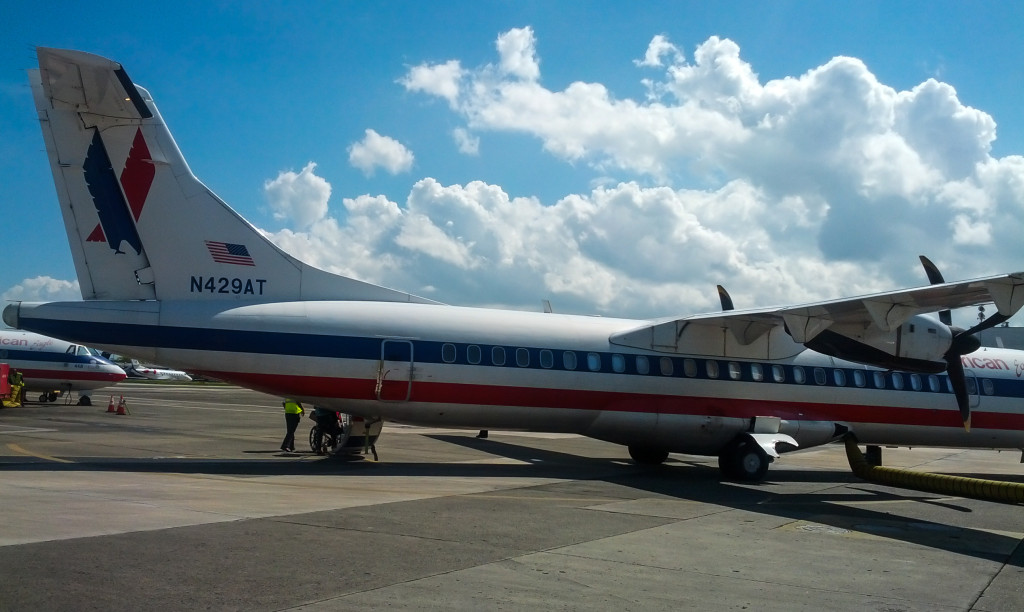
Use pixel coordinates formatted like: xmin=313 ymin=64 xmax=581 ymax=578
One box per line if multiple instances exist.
xmin=0 ymin=328 xmax=126 ymax=405
xmin=6 ymin=47 xmax=1024 ymax=480
xmin=125 ymin=359 xmax=192 ymax=382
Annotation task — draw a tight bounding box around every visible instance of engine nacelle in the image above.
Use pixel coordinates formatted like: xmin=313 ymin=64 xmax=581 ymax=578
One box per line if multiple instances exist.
xmin=805 ymin=314 xmax=952 ymax=373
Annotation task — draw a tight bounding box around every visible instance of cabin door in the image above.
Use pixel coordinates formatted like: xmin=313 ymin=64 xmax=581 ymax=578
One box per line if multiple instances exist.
xmin=376 ymin=339 xmax=413 ymax=402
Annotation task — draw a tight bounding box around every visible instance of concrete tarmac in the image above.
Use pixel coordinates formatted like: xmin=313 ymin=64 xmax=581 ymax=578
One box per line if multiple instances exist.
xmin=1 ymin=382 xmax=1022 ymax=611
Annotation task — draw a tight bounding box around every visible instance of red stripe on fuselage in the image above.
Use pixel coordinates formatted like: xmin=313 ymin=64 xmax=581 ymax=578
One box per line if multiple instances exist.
xmin=204 ymin=370 xmax=1024 ymax=432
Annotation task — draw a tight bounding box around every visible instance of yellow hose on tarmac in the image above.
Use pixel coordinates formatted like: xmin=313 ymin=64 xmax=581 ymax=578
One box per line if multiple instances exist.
xmin=843 ymin=434 xmax=1024 ymax=505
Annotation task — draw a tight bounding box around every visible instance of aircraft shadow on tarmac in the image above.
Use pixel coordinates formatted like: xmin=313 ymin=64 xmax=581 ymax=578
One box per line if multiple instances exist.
xmin=3 ymin=433 xmax=1022 ymax=565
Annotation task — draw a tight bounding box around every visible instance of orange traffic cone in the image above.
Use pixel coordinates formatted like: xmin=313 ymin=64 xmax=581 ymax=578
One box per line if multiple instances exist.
xmin=116 ymin=396 xmax=128 ymax=415
xmin=107 ymin=396 xmax=116 ymax=413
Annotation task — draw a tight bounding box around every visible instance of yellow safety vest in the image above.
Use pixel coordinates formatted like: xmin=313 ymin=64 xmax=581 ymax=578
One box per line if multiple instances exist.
xmin=283 ymin=400 xmax=303 ymax=415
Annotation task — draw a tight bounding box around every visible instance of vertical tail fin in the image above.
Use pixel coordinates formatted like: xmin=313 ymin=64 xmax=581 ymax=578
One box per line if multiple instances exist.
xmin=32 ymin=47 xmax=435 ymax=305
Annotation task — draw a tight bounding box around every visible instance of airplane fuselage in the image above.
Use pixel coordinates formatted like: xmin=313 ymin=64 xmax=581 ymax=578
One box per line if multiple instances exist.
xmin=11 ymin=300 xmax=1024 ymax=454
xmin=0 ymin=329 xmax=126 ymax=396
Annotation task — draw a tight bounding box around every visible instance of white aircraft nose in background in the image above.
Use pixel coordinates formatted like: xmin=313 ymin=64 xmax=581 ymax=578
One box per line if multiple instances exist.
xmin=0 ymin=329 xmax=126 ymax=405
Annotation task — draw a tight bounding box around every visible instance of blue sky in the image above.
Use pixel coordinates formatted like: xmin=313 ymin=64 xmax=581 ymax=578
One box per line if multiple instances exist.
xmin=2 ymin=1 xmax=1024 ymax=325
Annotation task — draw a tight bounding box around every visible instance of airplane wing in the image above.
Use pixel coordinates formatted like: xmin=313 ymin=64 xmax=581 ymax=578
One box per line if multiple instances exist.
xmin=610 ymin=271 xmax=1024 ymax=356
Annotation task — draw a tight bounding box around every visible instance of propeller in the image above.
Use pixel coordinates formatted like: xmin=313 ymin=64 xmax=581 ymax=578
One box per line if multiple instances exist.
xmin=918 ymin=256 xmax=1008 ymax=431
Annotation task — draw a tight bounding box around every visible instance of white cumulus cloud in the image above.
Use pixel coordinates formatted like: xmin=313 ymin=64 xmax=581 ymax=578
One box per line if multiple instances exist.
xmin=393 ymin=29 xmax=1024 ymax=315
xmin=2 ymin=276 xmax=81 ymax=303
xmin=264 ymin=162 xmax=331 ymax=230
xmin=265 ymin=29 xmax=1024 ymax=326
xmin=348 ymin=129 xmax=415 ymax=176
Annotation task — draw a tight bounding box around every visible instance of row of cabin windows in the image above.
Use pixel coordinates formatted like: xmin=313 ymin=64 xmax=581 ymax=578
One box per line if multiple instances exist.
xmin=439 ymin=343 xmax=995 ymax=396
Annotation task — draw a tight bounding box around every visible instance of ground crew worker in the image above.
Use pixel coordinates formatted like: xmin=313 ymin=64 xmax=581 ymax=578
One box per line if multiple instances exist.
xmin=8 ymin=369 xmax=24 ymax=407
xmin=280 ymin=399 xmax=304 ymax=452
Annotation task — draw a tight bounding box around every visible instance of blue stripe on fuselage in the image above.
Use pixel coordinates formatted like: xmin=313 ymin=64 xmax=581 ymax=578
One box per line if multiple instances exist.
xmin=0 ymin=347 xmax=116 ymax=366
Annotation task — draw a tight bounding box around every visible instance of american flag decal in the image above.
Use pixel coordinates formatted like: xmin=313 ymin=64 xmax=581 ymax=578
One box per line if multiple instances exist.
xmin=205 ymin=241 xmax=255 ymax=266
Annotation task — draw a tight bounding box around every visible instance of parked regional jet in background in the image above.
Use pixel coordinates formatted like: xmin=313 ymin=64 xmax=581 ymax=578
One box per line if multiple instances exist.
xmin=125 ymin=359 xmax=192 ymax=382
xmin=0 ymin=328 xmax=126 ymax=404
xmin=6 ymin=48 xmax=1024 ymax=480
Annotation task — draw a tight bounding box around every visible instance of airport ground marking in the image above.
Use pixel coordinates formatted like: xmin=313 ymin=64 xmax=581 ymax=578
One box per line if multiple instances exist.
xmin=6 ymin=443 xmax=74 ymax=464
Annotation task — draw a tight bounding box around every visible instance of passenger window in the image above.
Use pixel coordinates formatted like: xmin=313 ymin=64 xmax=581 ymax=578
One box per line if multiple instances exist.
xmin=793 ymin=366 xmax=806 ymax=384
xmin=751 ymin=363 xmax=764 ymax=382
xmin=910 ymin=374 xmax=922 ymax=391
xmin=612 ymin=354 xmax=625 ymax=373
xmin=441 ymin=343 xmax=457 ymax=363
xmin=873 ymin=371 xmax=886 ymax=389
xmin=982 ymin=379 xmax=994 ymax=396
xmin=772 ymin=364 xmax=785 ymax=383
xmin=813 ymin=368 xmax=827 ymax=385
xmin=728 ymin=362 xmax=742 ymax=380
xmin=891 ymin=372 xmax=904 ymax=390
xmin=491 ymin=346 xmax=506 ymax=366
xmin=928 ymin=375 xmax=940 ymax=392
xmin=540 ymin=350 xmax=554 ymax=369
xmin=706 ymin=360 xmax=719 ymax=379
xmin=563 ymin=351 xmax=577 ymax=370
xmin=683 ymin=359 xmax=697 ymax=377
xmin=833 ymin=369 xmax=846 ymax=386
xmin=587 ymin=352 xmax=601 ymax=371
xmin=516 ymin=348 xmax=529 ymax=367
xmin=660 ymin=357 xmax=674 ymax=376
xmin=966 ymin=377 xmax=978 ymax=395
xmin=467 ymin=345 xmax=481 ymax=365
xmin=635 ymin=356 xmax=650 ymax=375
xmin=853 ymin=370 xmax=866 ymax=388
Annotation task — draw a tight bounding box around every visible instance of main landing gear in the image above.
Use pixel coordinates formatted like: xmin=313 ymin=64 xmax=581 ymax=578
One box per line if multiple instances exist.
xmin=718 ymin=436 xmax=771 ymax=482
xmin=626 ymin=435 xmax=774 ymax=482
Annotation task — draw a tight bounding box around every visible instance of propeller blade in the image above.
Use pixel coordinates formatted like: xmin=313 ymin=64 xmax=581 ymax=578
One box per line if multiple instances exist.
xmin=919 ymin=255 xmax=945 ymax=285
xmin=944 ymin=355 xmax=972 ymax=432
xmin=960 ymin=311 xmax=1009 ymax=338
xmin=717 ymin=285 xmax=734 ymax=311
xmin=919 ymin=255 xmax=952 ymax=325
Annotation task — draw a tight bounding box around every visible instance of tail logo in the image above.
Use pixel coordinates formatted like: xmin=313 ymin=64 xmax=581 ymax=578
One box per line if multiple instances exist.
xmin=83 ymin=128 xmax=154 ymax=255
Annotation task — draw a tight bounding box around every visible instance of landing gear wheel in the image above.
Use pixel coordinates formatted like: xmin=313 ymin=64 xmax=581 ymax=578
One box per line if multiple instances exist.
xmin=77 ymin=396 xmax=91 ymax=406
xmin=719 ymin=438 xmax=770 ymax=482
xmin=48 ymin=392 xmax=58 ymax=402
xmin=39 ymin=394 xmax=49 ymax=403
xmin=628 ymin=445 xmax=669 ymax=465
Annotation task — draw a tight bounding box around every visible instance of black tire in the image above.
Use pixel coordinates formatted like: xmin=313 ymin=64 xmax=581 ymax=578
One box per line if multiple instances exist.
xmin=77 ymin=396 xmax=92 ymax=406
xmin=39 ymin=394 xmax=48 ymax=403
xmin=48 ymin=392 xmax=58 ymax=402
xmin=727 ymin=439 xmax=770 ymax=482
xmin=628 ymin=445 xmax=669 ymax=465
